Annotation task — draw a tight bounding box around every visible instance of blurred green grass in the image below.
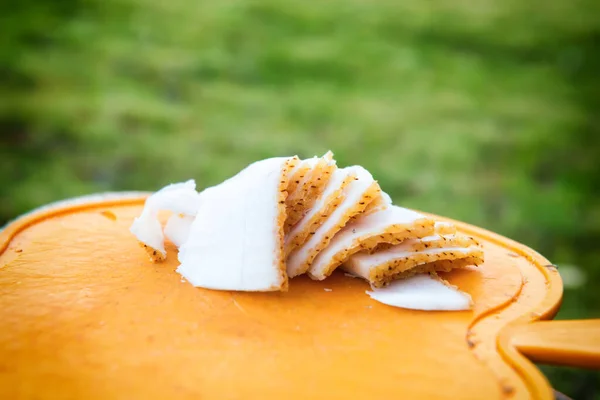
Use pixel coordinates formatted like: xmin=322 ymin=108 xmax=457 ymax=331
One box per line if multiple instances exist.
xmin=1 ymin=0 xmax=599 ymax=397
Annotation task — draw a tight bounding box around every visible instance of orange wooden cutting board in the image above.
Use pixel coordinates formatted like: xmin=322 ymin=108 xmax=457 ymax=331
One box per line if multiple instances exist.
xmin=0 ymin=194 xmax=597 ymax=399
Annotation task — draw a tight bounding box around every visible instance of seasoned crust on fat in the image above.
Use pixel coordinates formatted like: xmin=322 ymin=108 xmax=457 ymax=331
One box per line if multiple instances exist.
xmin=285 ymin=172 xmax=354 ymax=256
xmin=285 ymin=160 xmax=309 ymax=196
xmin=343 ymin=228 xmax=484 ymax=287
xmin=300 ymin=162 xmax=337 ymax=220
xmin=375 ymin=233 xmax=480 ymax=254
xmin=373 ymin=221 xmax=463 ymax=252
xmin=285 ymin=155 xmax=336 ymax=231
xmin=307 ymin=210 xmax=436 ymax=281
xmin=371 ymin=256 xmax=484 ymax=288
xmin=349 ymin=247 xmax=484 ymax=288
xmin=140 ymin=242 xmax=166 ymax=262
xmin=275 ymin=156 xmax=300 ymax=291
xmin=433 ymin=221 xmax=457 ymax=236
xmin=287 ymin=175 xmax=381 ymax=278
xmin=308 ymin=219 xmax=434 ymax=280
xmin=361 ymin=195 xmax=388 ymax=217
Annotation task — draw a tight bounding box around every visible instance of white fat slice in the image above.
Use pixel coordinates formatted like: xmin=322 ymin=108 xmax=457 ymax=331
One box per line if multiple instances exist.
xmin=129 ymin=180 xmax=200 ymax=261
xmin=164 ymin=214 xmax=195 ymax=248
xmin=177 ymin=156 xmax=297 ymax=292
xmin=286 ymin=165 xmax=381 ymax=278
xmin=367 ymin=274 xmax=472 ymax=311
xmin=307 ymin=206 xmax=435 ymax=280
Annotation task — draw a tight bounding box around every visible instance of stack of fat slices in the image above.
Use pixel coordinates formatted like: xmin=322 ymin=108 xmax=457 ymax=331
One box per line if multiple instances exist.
xmin=130 ymin=152 xmax=483 ymax=311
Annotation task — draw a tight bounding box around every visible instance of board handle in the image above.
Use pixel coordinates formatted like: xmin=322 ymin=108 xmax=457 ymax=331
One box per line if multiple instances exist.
xmin=511 ymin=319 xmax=600 ymax=369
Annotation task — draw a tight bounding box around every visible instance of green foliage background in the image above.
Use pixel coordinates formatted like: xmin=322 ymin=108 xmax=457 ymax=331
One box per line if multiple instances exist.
xmin=1 ymin=0 xmax=599 ymax=397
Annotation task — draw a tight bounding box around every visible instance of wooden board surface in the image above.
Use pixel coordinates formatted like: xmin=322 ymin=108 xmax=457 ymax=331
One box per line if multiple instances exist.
xmin=0 ymin=196 xmax=562 ymax=399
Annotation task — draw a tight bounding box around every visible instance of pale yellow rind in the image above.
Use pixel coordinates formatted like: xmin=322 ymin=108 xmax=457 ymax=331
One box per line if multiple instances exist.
xmin=433 ymin=221 xmax=457 ymax=236
xmin=376 ymin=234 xmax=479 ymax=253
xmin=360 ymin=193 xmax=389 ymax=217
xmin=284 ymin=174 xmax=354 ymax=256
xmin=286 ymin=164 xmax=311 ymax=201
xmin=303 ymin=162 xmax=337 ymax=216
xmin=285 ymin=158 xmax=336 ymax=231
xmin=367 ymin=249 xmax=484 ymax=288
xmin=369 ymin=253 xmax=483 ymax=288
xmin=405 ymin=235 xmax=479 ymax=252
xmin=275 ymin=156 xmax=299 ymax=291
